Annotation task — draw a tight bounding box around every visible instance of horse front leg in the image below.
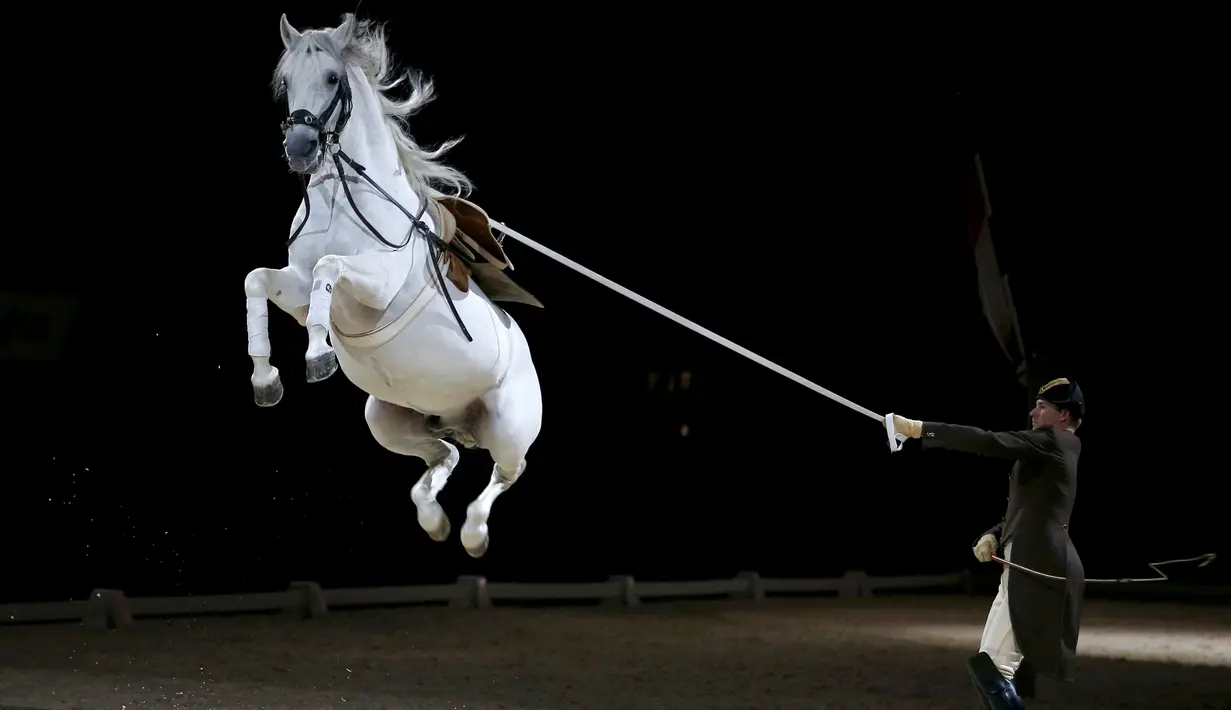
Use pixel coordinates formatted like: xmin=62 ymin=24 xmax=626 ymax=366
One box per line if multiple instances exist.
xmin=244 ymin=265 xmax=310 ymax=406
xmin=303 ymin=253 xmax=402 ymax=383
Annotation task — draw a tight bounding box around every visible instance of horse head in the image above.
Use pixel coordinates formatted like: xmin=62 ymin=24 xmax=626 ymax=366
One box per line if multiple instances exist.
xmin=275 ymin=14 xmax=356 ymax=174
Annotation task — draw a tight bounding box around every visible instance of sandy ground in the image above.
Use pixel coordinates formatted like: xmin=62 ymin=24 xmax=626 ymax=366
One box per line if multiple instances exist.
xmin=0 ymin=595 xmax=1228 ymax=710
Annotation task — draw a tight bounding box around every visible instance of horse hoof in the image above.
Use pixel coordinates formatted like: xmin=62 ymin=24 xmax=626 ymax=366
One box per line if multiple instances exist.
xmin=464 ymin=535 xmax=489 ymax=559
xmin=461 ymin=524 xmax=489 ymax=558
xmin=252 ymin=376 xmax=284 ymax=407
xmin=427 ymin=514 xmax=451 ymax=543
xmin=305 ymin=351 xmax=338 ymax=383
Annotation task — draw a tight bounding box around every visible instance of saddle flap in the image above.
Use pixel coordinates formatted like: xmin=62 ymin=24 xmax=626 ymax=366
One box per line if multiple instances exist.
xmin=469 ymin=263 xmax=544 ymax=308
xmin=436 ymin=196 xmax=512 ymax=270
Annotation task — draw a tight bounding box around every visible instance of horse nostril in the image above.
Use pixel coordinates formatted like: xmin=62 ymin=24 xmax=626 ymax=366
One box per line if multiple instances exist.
xmin=283 ymin=128 xmax=321 ymax=164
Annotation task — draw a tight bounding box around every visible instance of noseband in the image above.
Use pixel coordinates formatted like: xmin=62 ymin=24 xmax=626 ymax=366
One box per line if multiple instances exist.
xmin=279 ymin=72 xmax=472 ymax=342
xmin=280 ymin=72 xmax=351 ymax=161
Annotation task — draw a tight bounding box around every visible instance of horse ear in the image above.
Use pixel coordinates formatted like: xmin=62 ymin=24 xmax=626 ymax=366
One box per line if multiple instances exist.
xmin=328 ymin=14 xmax=355 ymax=47
xmin=279 ymin=13 xmax=302 ymax=49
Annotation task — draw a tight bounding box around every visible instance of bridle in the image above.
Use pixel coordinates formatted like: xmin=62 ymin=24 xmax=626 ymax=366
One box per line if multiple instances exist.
xmin=280 ymin=71 xmax=472 ymax=342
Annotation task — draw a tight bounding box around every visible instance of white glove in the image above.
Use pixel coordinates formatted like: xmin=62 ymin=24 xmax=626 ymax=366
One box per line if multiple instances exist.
xmin=973 ymin=533 xmax=998 ymax=563
xmin=892 ymin=415 xmax=922 ymax=439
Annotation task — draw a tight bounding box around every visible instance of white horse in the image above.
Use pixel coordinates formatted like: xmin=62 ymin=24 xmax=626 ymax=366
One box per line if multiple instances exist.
xmin=244 ymin=13 xmax=544 ymax=558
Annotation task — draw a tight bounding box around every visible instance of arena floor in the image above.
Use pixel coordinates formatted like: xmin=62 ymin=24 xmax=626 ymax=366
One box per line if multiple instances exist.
xmin=1 ymin=595 xmax=1227 ymax=709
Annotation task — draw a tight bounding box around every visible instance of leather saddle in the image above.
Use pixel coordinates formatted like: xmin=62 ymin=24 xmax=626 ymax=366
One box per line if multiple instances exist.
xmin=428 ymin=194 xmax=544 ymax=309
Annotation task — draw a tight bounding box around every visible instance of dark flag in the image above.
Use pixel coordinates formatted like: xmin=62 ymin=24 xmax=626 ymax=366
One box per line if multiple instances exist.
xmin=964 ymin=153 xmax=1030 ymax=390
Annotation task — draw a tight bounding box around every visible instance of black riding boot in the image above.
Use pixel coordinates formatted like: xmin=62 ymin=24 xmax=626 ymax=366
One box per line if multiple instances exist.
xmin=967 ymin=652 xmax=1026 ymax=709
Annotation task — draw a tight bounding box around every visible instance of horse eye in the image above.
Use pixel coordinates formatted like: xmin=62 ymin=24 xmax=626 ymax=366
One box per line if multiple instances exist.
xmin=326 ymin=73 xmax=339 ymax=85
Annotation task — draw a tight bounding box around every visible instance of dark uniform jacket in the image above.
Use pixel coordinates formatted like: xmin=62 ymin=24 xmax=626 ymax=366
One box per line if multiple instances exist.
xmin=922 ymin=422 xmax=1085 ymax=681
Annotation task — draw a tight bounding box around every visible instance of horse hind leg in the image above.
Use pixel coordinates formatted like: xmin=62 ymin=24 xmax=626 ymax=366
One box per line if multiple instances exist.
xmin=460 ymin=458 xmax=525 ymax=558
xmin=460 ymin=332 xmax=543 ymax=558
xmin=365 ymin=396 xmax=460 ymax=542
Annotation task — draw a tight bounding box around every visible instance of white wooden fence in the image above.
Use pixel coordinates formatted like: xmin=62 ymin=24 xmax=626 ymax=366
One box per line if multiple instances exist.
xmin=1 ymin=570 xmax=971 ymax=630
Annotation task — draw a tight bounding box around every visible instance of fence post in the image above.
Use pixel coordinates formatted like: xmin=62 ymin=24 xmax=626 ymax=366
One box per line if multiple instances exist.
xmin=83 ymin=589 xmax=132 ymax=630
xmin=735 ymin=571 xmax=765 ymax=602
xmin=620 ymin=575 xmax=640 ymax=607
xmin=838 ymin=571 xmax=870 ymax=598
xmin=603 ymin=575 xmax=638 ymax=607
xmin=285 ymin=581 xmax=328 ymax=619
xmin=452 ymin=575 xmax=491 ymax=609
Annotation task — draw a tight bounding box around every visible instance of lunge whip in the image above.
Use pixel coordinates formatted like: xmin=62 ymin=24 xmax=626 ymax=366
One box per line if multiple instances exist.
xmin=991 ymin=553 xmax=1217 ymax=584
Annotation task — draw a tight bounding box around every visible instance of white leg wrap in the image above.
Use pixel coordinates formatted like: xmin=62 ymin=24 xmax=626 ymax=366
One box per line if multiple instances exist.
xmin=306 ymin=279 xmax=334 ymax=331
xmin=246 ymin=296 xmax=271 ymax=357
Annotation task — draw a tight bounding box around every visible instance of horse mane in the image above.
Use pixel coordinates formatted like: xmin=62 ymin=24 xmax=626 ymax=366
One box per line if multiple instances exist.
xmin=272 ymin=14 xmax=473 ymax=198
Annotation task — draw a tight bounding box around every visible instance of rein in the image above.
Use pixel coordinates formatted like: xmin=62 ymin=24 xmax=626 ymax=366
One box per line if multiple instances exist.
xmin=280 ymin=73 xmax=472 ymax=342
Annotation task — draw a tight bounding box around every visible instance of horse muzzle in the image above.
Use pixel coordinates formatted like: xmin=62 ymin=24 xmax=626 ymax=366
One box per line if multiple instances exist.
xmin=283 ymin=123 xmax=323 ymax=174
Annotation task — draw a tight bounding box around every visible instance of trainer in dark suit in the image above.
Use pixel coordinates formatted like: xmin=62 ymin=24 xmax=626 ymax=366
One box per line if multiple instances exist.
xmin=893 ymin=378 xmax=1086 ymax=708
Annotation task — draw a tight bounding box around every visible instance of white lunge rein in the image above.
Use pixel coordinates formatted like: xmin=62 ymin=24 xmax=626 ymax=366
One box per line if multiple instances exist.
xmin=488 ymin=219 xmax=1218 ymax=585
xmin=488 ymin=221 xmax=909 ymax=451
